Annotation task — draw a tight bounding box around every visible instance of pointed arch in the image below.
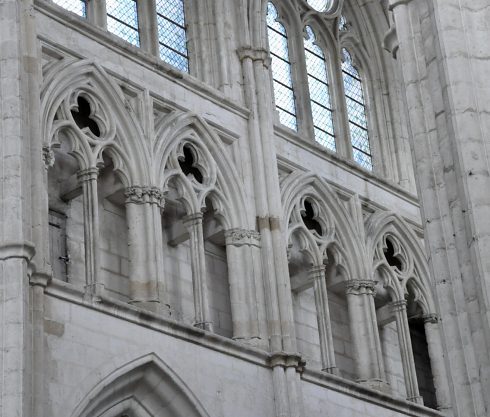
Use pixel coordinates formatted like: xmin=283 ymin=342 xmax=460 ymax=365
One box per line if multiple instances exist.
xmin=280 ymin=171 xmax=366 ymax=279
xmin=153 ymin=111 xmax=252 ymax=230
xmin=41 ymin=58 xmax=150 ymax=185
xmin=69 ymin=353 xmax=211 ymax=417
xmin=365 ymin=211 xmax=436 ymax=314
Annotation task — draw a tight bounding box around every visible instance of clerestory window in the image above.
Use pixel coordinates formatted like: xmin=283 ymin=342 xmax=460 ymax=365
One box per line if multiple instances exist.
xmin=106 ymin=0 xmax=140 ymax=47
xmin=265 ymin=3 xmax=374 ymax=171
xmin=341 ymin=48 xmax=372 ymax=170
xmin=52 ymin=0 xmax=87 ymax=17
xmin=156 ymin=0 xmax=189 ymax=73
xmin=304 ymin=26 xmax=335 ymax=152
xmin=267 ymin=2 xmax=298 ymax=131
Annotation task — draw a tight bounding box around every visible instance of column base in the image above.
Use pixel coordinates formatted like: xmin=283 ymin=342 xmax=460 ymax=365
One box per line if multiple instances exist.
xmin=84 ymin=283 xmax=105 ymax=301
xmin=357 ymin=379 xmax=391 ymax=394
xmin=322 ymin=366 xmax=339 ymax=376
xmin=194 ymin=321 xmax=213 ymax=332
xmin=407 ymin=395 xmax=424 ymax=404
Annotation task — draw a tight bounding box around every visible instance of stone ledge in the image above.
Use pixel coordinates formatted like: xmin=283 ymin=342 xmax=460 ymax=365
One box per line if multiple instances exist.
xmin=45 ymin=279 xmax=443 ymax=417
xmin=302 ymin=369 xmax=443 ymax=417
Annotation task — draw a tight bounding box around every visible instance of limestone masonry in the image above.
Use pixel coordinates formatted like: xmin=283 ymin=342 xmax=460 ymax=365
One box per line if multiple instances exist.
xmin=0 ymin=0 xmax=489 ymax=416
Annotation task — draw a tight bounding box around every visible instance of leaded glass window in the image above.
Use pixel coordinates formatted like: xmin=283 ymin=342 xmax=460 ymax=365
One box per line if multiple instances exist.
xmin=156 ymin=0 xmax=189 ymax=72
xmin=267 ymin=2 xmax=297 ymax=131
xmin=341 ymin=48 xmax=372 ymax=170
xmin=307 ymin=0 xmax=330 ymax=12
xmin=52 ymin=0 xmax=86 ymax=17
xmin=106 ymin=0 xmax=140 ymax=47
xmin=304 ymin=26 xmax=335 ymax=152
xmin=339 ymin=15 xmax=348 ymax=31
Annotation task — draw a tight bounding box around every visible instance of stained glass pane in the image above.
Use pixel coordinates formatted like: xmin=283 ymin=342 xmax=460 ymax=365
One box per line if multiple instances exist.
xmin=156 ymin=0 xmax=189 ymax=72
xmin=267 ymin=2 xmax=297 ymax=131
xmin=341 ymin=48 xmax=372 ymax=170
xmin=52 ymin=0 xmax=86 ymax=17
xmin=106 ymin=0 xmax=140 ymax=47
xmin=304 ymin=26 xmax=335 ymax=151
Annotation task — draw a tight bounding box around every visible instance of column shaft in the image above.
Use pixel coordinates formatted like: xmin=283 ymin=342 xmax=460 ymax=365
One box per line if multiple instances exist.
xmin=310 ymin=266 xmax=337 ymax=374
xmin=184 ymin=212 xmax=212 ymax=331
xmin=78 ymin=168 xmax=102 ymax=297
xmin=346 ymin=280 xmax=386 ymax=388
xmin=125 ymin=186 xmax=163 ymax=309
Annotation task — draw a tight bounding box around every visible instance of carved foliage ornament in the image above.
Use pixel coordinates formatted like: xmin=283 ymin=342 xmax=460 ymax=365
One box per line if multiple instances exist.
xmin=125 ymin=186 xmax=165 ymax=207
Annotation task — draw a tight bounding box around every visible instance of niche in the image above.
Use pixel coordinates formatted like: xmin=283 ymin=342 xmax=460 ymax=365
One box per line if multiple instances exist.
xmin=47 ymin=140 xmax=85 ymax=287
xmin=324 ymin=248 xmax=355 ymax=380
xmin=203 ymin=198 xmax=232 ymax=338
xmin=97 ymin=154 xmax=130 ymax=301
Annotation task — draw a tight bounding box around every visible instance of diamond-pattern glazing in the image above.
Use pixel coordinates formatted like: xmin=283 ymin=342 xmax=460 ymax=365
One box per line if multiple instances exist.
xmin=267 ymin=2 xmax=297 ymax=131
xmin=157 ymin=0 xmax=189 ymax=72
xmin=314 ymin=128 xmax=336 ymax=151
xmin=341 ymin=48 xmax=372 ymax=170
xmin=353 ymin=148 xmax=372 ymax=170
xmin=52 ymin=0 xmax=86 ymax=17
xmin=106 ymin=0 xmax=140 ymax=47
xmin=304 ymin=26 xmax=335 ymax=151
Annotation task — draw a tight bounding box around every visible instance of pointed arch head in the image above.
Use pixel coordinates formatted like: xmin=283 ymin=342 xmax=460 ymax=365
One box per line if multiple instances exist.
xmin=70 ymin=353 xmax=211 ymax=417
xmin=365 ymin=211 xmax=436 ymax=314
xmin=41 ymin=58 xmax=150 ymax=185
xmin=281 ymin=171 xmax=366 ymax=279
xmin=154 ymin=111 xmax=251 ymax=229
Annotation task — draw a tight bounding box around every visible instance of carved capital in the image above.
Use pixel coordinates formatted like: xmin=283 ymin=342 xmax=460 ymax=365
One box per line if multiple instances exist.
xmin=42 ymin=146 xmax=55 ymax=168
xmin=225 ymin=228 xmax=261 ymax=247
xmin=423 ymin=313 xmax=439 ymax=324
xmin=29 ymin=271 xmax=52 ymax=288
xmin=391 ymin=299 xmax=407 ymax=313
xmin=346 ymin=280 xmax=377 ymax=296
xmin=77 ymin=167 xmax=98 ymax=183
xmin=237 ymin=47 xmax=271 ymax=68
xmin=125 ymin=186 xmax=165 ymax=207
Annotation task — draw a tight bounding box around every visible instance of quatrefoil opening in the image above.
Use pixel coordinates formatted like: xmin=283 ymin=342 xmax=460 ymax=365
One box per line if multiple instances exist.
xmin=70 ymin=95 xmax=101 ymax=137
xmin=178 ymin=145 xmax=203 ymax=184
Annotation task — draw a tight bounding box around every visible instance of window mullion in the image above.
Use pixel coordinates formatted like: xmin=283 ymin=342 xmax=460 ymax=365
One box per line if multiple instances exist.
xmin=332 ymin=50 xmax=353 ymax=160
xmin=87 ymin=0 xmax=107 ymax=28
xmin=294 ymin=35 xmax=315 ymax=139
xmin=138 ymin=0 xmax=159 ymax=55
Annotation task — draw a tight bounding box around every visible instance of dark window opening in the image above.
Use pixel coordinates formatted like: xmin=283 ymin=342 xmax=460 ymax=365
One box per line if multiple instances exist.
xmin=178 ymin=145 xmax=203 ymax=184
xmin=301 ymin=200 xmax=322 ymax=235
xmin=71 ymin=96 xmax=101 ymax=137
xmin=383 ymin=238 xmax=402 ymax=270
xmin=409 ymin=318 xmax=438 ymax=409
